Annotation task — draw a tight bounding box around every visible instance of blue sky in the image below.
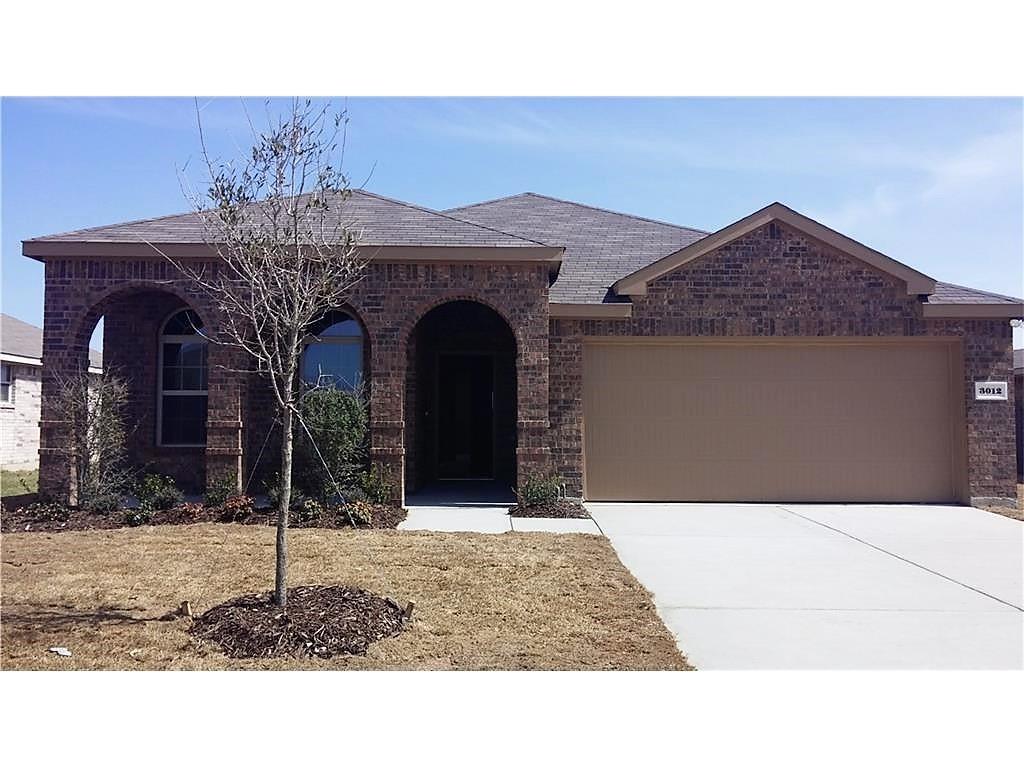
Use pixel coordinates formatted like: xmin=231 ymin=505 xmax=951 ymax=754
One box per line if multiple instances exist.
xmin=2 ymin=97 xmax=1021 ymax=347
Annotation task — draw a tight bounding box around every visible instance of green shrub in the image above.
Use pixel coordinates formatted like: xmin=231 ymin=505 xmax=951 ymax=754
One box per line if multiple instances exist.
xmin=205 ymin=474 xmax=238 ymax=508
xmin=137 ymin=474 xmax=183 ymax=511
xmin=360 ymin=464 xmax=395 ymax=505
xmin=81 ymin=490 xmax=124 ymax=514
xmin=294 ymin=387 xmax=368 ymax=499
xmin=515 ymin=474 xmax=565 ymax=508
xmin=123 ymin=508 xmax=152 ymax=527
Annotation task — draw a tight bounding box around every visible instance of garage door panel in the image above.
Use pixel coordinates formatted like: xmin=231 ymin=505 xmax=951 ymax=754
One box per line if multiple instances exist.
xmin=583 ymin=342 xmax=959 ymax=502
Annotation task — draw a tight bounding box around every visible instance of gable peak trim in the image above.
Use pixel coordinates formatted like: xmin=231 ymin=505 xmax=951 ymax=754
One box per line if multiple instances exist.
xmin=612 ymin=202 xmax=936 ymax=297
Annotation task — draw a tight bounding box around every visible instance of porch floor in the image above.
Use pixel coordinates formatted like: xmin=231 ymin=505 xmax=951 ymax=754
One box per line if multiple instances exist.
xmin=401 ymin=481 xmax=601 ymax=534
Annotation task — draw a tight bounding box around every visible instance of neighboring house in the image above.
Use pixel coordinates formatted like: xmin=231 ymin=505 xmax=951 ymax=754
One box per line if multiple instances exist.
xmin=0 ymin=313 xmax=101 ymax=471
xmin=1016 ymin=349 xmax=1023 ymax=482
xmin=22 ymin=191 xmax=1024 ymax=505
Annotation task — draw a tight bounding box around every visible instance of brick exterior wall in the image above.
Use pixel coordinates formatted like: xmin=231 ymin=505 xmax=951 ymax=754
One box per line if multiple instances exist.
xmin=1 ymin=363 xmax=42 ymax=470
xmin=549 ymin=221 xmax=1018 ymax=503
xmin=38 ymin=257 xmax=551 ymax=504
xmin=1016 ymin=371 xmax=1023 ymax=482
xmin=35 ymin=222 xmax=1016 ymax=505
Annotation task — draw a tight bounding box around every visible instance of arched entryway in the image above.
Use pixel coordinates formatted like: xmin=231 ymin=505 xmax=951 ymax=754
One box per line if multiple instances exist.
xmin=39 ymin=286 xmax=214 ymax=500
xmin=405 ymin=300 xmax=517 ymax=493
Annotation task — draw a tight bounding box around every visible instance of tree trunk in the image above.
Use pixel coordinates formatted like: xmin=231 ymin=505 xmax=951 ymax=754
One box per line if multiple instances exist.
xmin=274 ymin=404 xmax=294 ymax=608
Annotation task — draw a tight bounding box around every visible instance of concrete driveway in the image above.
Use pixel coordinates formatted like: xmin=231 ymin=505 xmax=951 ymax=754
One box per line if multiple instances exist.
xmin=587 ymin=503 xmax=1023 ymax=670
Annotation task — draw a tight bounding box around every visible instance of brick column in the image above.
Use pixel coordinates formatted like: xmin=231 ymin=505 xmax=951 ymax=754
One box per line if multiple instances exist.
xmin=368 ymin=327 xmax=405 ymax=504
xmin=37 ymin=293 xmax=92 ymax=504
xmin=515 ymin=299 xmax=551 ymax=484
xmin=204 ymin=341 xmax=245 ymax=494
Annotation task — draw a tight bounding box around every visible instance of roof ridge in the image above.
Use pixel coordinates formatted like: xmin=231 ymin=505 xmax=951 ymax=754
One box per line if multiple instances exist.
xmin=354 ymin=188 xmax=553 ymax=247
xmin=27 ymin=189 xmax=553 ymax=249
xmin=450 ymin=191 xmax=709 ymax=236
xmin=934 ymin=280 xmax=1023 ymax=303
xmin=444 ymin=191 xmax=535 ymax=213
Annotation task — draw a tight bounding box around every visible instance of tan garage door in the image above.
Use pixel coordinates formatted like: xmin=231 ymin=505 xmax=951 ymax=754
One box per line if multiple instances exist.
xmin=583 ymin=340 xmax=963 ymax=502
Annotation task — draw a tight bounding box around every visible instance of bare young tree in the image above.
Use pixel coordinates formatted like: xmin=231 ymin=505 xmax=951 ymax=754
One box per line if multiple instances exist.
xmin=162 ymin=99 xmax=366 ymax=608
xmin=50 ymin=368 xmax=133 ymax=511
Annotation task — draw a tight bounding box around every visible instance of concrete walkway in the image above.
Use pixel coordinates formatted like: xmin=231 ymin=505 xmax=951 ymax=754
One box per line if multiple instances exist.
xmin=587 ymin=502 xmax=1024 ymax=670
xmin=400 ymin=482 xmax=602 ymax=534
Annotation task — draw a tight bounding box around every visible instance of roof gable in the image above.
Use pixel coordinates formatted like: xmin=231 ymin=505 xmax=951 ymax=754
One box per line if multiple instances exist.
xmin=613 ymin=202 xmax=936 ymax=298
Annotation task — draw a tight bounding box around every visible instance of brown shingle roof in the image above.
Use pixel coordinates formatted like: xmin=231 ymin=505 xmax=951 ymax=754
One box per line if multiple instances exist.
xmin=23 ymin=188 xmax=1021 ymax=311
xmin=447 ymin=192 xmax=707 ymax=303
xmin=1 ymin=314 xmax=102 ymax=368
xmin=25 ymin=189 xmax=547 ymax=249
xmin=928 ymin=282 xmax=1023 ymax=305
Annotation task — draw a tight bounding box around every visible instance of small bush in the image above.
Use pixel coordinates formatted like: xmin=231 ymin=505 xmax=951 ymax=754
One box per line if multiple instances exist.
xmin=81 ymin=490 xmax=124 ymax=514
xmin=22 ymin=500 xmax=71 ymax=523
xmin=515 ymin=474 xmax=565 ymax=508
xmin=360 ymin=465 xmax=395 ymax=505
xmin=293 ymin=498 xmax=325 ymax=525
xmin=218 ymin=494 xmax=255 ymax=522
xmin=205 ymin=474 xmax=238 ymax=508
xmin=171 ymin=502 xmax=205 ymax=522
xmin=123 ymin=508 xmax=152 ymax=527
xmin=295 ymin=387 xmax=368 ymax=498
xmin=335 ymin=500 xmax=373 ymax=527
xmin=137 ymin=474 xmax=184 ymax=511
xmin=263 ymin=474 xmax=308 ymax=511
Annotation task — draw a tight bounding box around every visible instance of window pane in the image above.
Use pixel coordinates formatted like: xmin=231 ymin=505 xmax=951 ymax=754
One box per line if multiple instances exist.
xmin=302 ymin=341 xmax=362 ymax=389
xmin=163 ymin=343 xmax=183 ymax=367
xmin=179 ymin=341 xmax=206 ymax=367
xmin=161 ymin=395 xmax=207 ymax=445
xmin=319 ymin=319 xmax=361 ymax=338
xmin=162 ymin=366 xmax=182 ymax=391
xmin=0 ymin=383 xmax=9 ymax=402
xmin=181 ymin=367 xmax=204 ymax=390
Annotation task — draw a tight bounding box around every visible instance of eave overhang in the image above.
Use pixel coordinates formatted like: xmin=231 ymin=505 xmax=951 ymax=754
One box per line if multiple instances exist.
xmin=22 ymin=240 xmax=564 ymax=265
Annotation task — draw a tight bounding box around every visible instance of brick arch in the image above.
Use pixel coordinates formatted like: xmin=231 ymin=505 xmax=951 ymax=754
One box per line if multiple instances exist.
xmin=310 ymin=300 xmax=377 ymax=349
xmin=303 ymin=301 xmax=374 ymax=391
xmin=68 ymin=281 xmax=208 ymax=367
xmin=397 ymin=293 xmax=523 ymax=362
xmin=400 ymin=296 xmax=521 ymax=493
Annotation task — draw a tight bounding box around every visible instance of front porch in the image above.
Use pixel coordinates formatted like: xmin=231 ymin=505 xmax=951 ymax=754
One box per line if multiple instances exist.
xmin=35 ymin=259 xmax=555 ymax=506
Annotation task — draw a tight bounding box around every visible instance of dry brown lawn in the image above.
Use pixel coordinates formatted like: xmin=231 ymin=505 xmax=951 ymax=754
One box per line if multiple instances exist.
xmin=0 ymin=524 xmax=691 ymax=670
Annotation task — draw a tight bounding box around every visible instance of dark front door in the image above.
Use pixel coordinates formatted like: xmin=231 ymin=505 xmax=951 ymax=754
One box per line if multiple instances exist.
xmin=437 ymin=353 xmax=494 ymax=479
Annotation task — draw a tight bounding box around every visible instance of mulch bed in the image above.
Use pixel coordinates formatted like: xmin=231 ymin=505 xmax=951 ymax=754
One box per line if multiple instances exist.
xmin=508 ymin=499 xmax=590 ymax=518
xmin=0 ymin=501 xmax=407 ymax=533
xmin=188 ymin=585 xmax=410 ymax=659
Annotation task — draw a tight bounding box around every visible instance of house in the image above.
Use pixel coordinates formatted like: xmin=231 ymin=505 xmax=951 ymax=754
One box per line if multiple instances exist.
xmin=22 ymin=191 xmax=1024 ymax=506
xmin=1 ymin=313 xmax=101 ymax=471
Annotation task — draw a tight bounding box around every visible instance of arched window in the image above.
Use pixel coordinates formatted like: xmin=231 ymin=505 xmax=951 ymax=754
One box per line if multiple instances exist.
xmin=158 ymin=309 xmax=208 ymax=446
xmin=301 ymin=312 xmax=364 ymax=390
